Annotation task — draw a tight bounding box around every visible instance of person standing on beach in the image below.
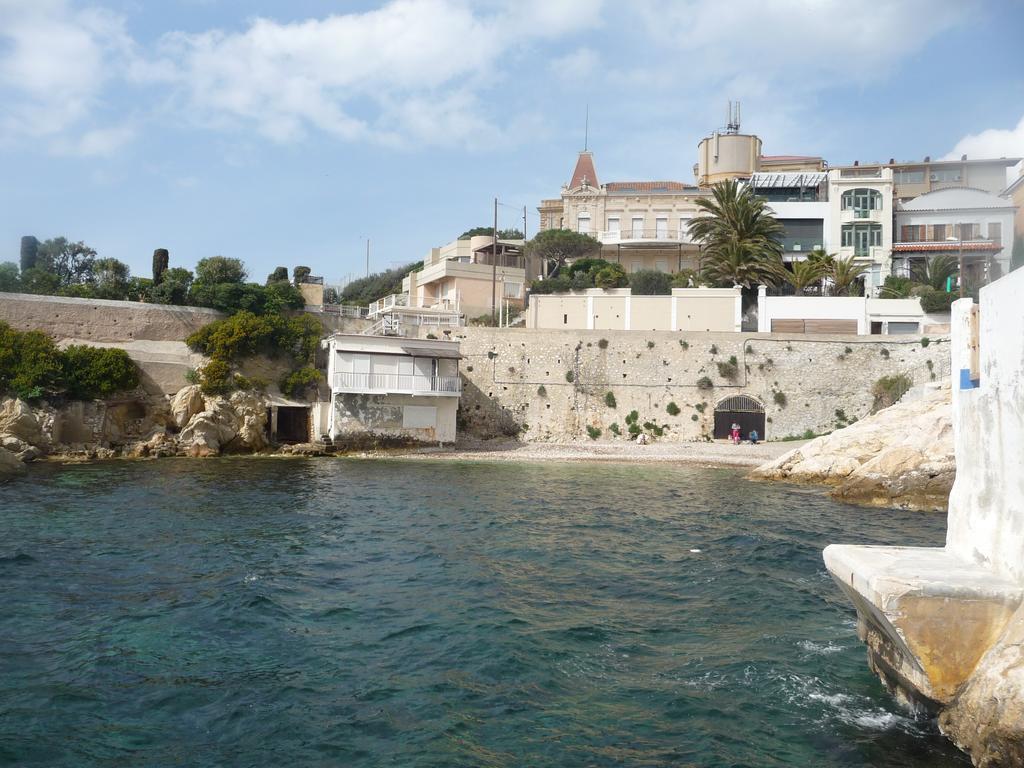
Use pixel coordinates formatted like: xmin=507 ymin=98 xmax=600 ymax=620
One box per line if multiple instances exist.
xmin=730 ymin=423 xmax=741 ymax=445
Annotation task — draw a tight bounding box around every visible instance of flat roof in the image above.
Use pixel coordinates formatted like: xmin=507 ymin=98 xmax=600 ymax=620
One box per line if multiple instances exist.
xmin=836 ymin=157 xmax=1022 ymax=170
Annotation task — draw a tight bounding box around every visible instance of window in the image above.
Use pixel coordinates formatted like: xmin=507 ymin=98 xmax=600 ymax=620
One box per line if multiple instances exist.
xmin=577 ymin=212 xmax=591 ymax=234
xmin=959 ymin=223 xmax=979 ymax=241
xmin=607 ymin=216 xmax=620 ymax=234
xmin=931 ymin=224 xmax=946 ymax=241
xmin=841 ymin=223 xmax=882 ymax=255
xmin=654 ymin=260 xmax=668 ymax=273
xmin=988 ymin=222 xmax=1002 ymax=244
xmin=631 ymin=216 xmax=644 ymax=238
xmin=900 ymin=224 xmax=925 ymax=243
xmin=678 ymin=218 xmax=692 ymax=240
xmin=841 ymin=188 xmax=882 ymax=217
xmin=895 ymin=169 xmax=926 ymax=184
xmin=656 ymin=217 xmax=668 ymax=239
xmin=930 ymin=169 xmax=962 ymax=183
xmin=503 ymin=281 xmax=523 ymax=299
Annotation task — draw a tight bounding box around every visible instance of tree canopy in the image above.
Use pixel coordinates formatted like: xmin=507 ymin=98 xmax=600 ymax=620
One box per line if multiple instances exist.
xmin=194 ymin=256 xmax=247 ymax=286
xmin=526 ymin=229 xmax=601 ymax=275
xmin=459 ymin=226 xmax=524 ymax=240
xmin=340 ymin=262 xmax=422 ymax=305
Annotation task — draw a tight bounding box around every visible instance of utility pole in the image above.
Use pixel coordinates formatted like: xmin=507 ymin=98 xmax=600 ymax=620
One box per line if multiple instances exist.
xmin=492 ymin=196 xmax=498 ymax=321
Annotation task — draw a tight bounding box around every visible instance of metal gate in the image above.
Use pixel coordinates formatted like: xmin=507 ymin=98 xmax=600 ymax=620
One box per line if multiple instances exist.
xmin=713 ymin=394 xmax=766 ymax=440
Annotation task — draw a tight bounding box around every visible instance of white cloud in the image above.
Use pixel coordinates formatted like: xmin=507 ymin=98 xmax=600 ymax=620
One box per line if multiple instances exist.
xmin=155 ymin=0 xmax=596 ymax=147
xmin=0 ymin=0 xmax=139 ymax=150
xmin=52 ymin=122 xmax=137 ymax=157
xmin=552 ymin=47 xmax=599 ymax=83
xmin=944 ymin=114 xmax=1024 ymax=184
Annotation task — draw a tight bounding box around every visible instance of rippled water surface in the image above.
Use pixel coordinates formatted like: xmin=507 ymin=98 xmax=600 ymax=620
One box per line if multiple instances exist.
xmin=1 ymin=459 xmax=969 ymax=767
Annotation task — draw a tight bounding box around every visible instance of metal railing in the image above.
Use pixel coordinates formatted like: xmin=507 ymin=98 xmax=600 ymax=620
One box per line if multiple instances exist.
xmin=332 ymin=372 xmax=461 ymax=395
xmin=367 ymin=293 xmax=408 ymax=317
xmin=589 ymin=228 xmax=696 ymax=244
xmin=322 ymin=303 xmax=367 ymax=317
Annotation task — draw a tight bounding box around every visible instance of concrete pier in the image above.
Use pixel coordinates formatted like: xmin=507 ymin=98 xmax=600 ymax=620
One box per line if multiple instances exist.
xmin=824 ymin=266 xmax=1024 ymax=765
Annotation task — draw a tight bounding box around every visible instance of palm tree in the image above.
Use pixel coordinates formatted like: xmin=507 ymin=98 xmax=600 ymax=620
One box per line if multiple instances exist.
xmin=829 ymin=255 xmax=867 ymax=296
xmin=783 ymin=259 xmax=827 ymax=293
xmin=690 ymin=180 xmax=785 ymax=288
xmin=912 ymin=254 xmax=958 ymax=292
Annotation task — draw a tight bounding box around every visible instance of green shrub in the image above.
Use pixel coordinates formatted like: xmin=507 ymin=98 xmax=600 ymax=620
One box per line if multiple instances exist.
xmin=280 ymin=366 xmax=321 ymax=397
xmin=609 ymin=423 xmax=621 ymax=436
xmin=666 ymin=401 xmax=680 ymax=416
xmin=628 ymin=270 xmax=672 ymax=296
xmin=627 ymin=422 xmax=641 ymax=437
xmin=920 ymin=336 xmax=931 ymax=347
xmin=198 ymin=359 xmax=233 ymax=395
xmin=604 ymin=391 xmax=617 ymax=408
xmin=717 ymin=356 xmax=739 ymax=380
xmin=594 ymin=263 xmax=628 ymax=289
xmin=187 ymin=311 xmax=322 ymax=363
xmin=646 ymin=340 xmax=655 ymax=349
xmin=696 ymin=376 xmax=714 ymax=391
xmin=565 ymin=370 xmax=575 ymax=383
xmin=872 ymin=374 xmax=912 ymax=411
xmin=60 ymin=346 xmax=139 ymax=399
xmin=709 ymin=345 xmax=718 ymax=355
xmin=691 ymin=414 xmax=699 ymax=421
xmin=0 ymin=323 xmax=63 ymax=399
xmin=880 ymin=348 xmax=890 ymax=359
xmin=586 ymin=425 xmax=602 ymax=440
xmin=919 ymin=290 xmax=954 ymax=314
xmin=537 ymin=385 xmax=547 ymax=397
xmin=184 ymin=368 xmax=200 ymax=385
xmin=625 ymin=410 xmax=639 ymax=425
xmin=679 ymin=340 xmax=689 ymax=350
xmin=694 ymin=402 xmax=707 ymax=413
xmin=773 ymin=390 xmax=787 ymax=407
xmin=598 ymin=338 xmax=609 ymax=349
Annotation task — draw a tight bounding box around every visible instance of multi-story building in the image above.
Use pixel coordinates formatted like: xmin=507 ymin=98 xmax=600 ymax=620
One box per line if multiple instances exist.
xmin=401 ymin=234 xmax=526 ymax=321
xmin=894 ymin=187 xmax=1017 ymax=284
xmin=827 ymin=167 xmax=895 ymax=294
xmin=538 ymin=151 xmax=707 ymax=275
xmin=832 ymin=155 xmax=1020 ymax=204
xmin=746 ymin=170 xmax=831 ymax=261
xmin=1005 ymin=166 xmax=1024 ymax=238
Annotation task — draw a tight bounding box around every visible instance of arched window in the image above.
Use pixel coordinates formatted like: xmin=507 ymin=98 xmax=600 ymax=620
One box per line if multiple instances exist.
xmin=841 ymin=188 xmax=882 ymax=217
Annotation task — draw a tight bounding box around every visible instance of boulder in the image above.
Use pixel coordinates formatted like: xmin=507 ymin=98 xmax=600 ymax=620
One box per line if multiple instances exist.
xmin=0 ymin=398 xmax=43 ymax=446
xmin=170 ymin=385 xmax=205 ymax=429
xmin=752 ymin=385 xmax=953 ymax=511
xmin=225 ymin=390 xmax=268 ymax=451
xmin=0 ymin=446 xmax=26 ymax=481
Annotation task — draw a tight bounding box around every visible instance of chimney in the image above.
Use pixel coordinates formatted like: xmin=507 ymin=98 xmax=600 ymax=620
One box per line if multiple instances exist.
xmin=924 ymin=156 xmax=931 ymax=162
xmin=853 ymin=160 xmax=859 ymax=166
xmin=961 ymin=154 xmax=967 ymax=161
xmin=888 ymin=158 xmax=895 ymax=164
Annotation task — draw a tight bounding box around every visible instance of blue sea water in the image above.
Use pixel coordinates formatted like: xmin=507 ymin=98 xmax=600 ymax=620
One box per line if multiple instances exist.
xmin=0 ymin=458 xmax=969 ymax=767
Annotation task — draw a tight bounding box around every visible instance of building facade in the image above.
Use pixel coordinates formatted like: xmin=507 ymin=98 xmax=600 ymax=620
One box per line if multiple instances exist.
xmin=402 ymin=235 xmax=526 ymax=321
xmin=538 ymin=151 xmax=708 ymax=275
xmin=322 ymin=333 xmax=462 ymax=443
xmin=894 ymin=187 xmax=1017 ymax=284
xmin=826 ymin=167 xmax=895 ymax=294
xmin=833 ymin=156 xmax=1020 ymax=204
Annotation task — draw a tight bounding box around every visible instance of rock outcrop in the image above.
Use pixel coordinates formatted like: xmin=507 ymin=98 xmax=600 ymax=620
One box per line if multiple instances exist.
xmin=752 ymin=385 xmax=953 ymax=511
xmin=0 ymin=446 xmax=26 ymax=481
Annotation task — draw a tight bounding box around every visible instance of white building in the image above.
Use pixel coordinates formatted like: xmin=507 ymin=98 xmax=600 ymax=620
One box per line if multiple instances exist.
xmin=321 ymin=333 xmax=462 ymax=444
xmin=894 ymin=187 xmax=1017 ymax=285
xmin=747 ymin=171 xmax=831 ymax=260
xmin=826 ymin=167 xmax=895 ymax=296
xmin=756 ymin=286 xmax=948 ymax=335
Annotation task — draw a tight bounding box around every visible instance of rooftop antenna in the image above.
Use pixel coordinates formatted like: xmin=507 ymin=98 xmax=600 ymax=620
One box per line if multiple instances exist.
xmin=726 ymin=100 xmax=741 ymax=134
xmin=584 ymin=104 xmax=589 ymax=151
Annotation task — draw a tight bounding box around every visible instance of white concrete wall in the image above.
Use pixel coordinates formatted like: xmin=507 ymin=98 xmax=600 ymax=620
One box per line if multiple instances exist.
xmin=757 ymin=293 xmax=926 ymax=335
xmin=527 ymin=288 xmax=740 ymax=332
xmin=946 ymin=269 xmax=1024 ymax=582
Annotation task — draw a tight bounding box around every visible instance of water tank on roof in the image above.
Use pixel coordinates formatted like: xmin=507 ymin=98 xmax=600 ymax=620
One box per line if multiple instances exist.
xmin=696 ymin=132 xmax=761 ymax=187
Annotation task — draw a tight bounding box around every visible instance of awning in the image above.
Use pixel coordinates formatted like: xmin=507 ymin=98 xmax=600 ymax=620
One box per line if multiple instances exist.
xmin=400 ymin=345 xmax=462 ymax=359
xmin=749 ymin=172 xmax=827 ymax=189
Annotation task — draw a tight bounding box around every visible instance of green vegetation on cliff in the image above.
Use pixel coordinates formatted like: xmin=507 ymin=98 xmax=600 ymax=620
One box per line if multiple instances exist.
xmin=0 ymin=321 xmax=138 ymax=401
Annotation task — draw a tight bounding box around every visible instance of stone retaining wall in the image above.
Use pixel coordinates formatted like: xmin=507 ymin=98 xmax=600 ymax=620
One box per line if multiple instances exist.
xmin=448 ymin=327 xmax=950 ymax=442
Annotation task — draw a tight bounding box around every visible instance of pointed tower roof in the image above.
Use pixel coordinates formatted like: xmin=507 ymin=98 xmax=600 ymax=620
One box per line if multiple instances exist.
xmin=569 ymin=151 xmax=598 ymax=189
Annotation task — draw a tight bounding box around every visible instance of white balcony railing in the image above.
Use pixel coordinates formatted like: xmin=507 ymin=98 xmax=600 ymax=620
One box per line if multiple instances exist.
xmin=332 ymin=371 xmax=461 ymax=396
xmin=589 ymin=228 xmax=696 ymax=245
xmin=367 ymin=293 xmax=408 ymax=317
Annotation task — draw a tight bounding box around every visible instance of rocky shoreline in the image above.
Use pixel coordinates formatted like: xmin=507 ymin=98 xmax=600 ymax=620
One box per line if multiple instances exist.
xmin=750 ymin=384 xmax=954 ymax=512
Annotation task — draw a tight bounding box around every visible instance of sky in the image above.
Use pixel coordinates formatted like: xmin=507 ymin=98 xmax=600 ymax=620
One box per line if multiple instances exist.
xmin=1 ymin=0 xmax=1023 ymax=286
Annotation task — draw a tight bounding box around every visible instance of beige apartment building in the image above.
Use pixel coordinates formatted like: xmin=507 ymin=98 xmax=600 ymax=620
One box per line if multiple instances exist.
xmin=832 ymin=155 xmax=1020 ymax=204
xmin=402 ymin=235 xmax=526 ymax=321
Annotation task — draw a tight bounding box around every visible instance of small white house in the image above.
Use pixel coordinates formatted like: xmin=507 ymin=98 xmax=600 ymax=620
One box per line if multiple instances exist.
xmin=321 ymin=333 xmax=462 ymax=443
xmin=757 ymin=286 xmax=948 ymax=335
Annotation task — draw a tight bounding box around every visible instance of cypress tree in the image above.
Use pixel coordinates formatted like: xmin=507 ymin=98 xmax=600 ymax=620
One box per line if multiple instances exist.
xmin=152 ymin=248 xmax=169 ymax=285
xmin=19 ymin=236 xmax=38 ymax=272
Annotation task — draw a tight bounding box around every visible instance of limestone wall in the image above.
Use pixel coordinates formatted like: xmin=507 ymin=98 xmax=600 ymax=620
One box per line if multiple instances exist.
xmin=0 ymin=291 xmax=224 ymax=342
xmin=448 ymin=326 xmax=949 ymax=442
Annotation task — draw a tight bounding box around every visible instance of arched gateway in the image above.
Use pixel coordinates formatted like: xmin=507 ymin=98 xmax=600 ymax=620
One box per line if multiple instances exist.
xmin=713 ymin=394 xmax=765 ymax=440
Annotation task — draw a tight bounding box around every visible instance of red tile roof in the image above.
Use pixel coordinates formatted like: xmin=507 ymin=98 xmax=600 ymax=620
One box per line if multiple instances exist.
xmin=569 ymin=151 xmax=598 ymax=188
xmin=606 ymin=181 xmax=693 ymax=193
xmin=893 ymin=241 xmax=999 ymax=252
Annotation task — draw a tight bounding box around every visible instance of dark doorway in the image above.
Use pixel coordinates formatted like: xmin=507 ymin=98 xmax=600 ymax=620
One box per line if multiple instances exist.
xmin=276 ymin=407 xmax=310 ymax=444
xmin=713 ymin=395 xmax=766 ymax=440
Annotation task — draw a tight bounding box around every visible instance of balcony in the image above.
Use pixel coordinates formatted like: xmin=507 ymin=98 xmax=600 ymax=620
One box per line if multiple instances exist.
xmin=893 ymin=239 xmax=1000 ymax=254
xmin=780 ymin=237 xmax=824 ymax=255
xmin=592 ymin=228 xmax=696 ymax=245
xmin=367 ymin=293 xmax=408 ymax=317
xmin=332 ymin=371 xmax=462 ymax=396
